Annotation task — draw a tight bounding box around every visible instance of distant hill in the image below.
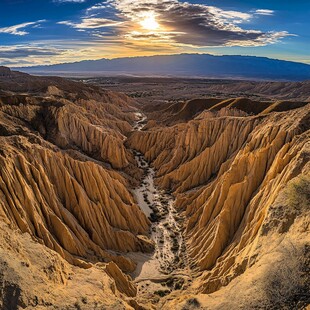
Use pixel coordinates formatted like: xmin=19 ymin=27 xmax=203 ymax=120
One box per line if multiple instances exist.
xmin=17 ymin=53 xmax=310 ymax=81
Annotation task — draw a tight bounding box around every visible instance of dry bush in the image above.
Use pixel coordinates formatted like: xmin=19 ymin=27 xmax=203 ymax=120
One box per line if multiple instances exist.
xmin=262 ymin=243 xmax=309 ymax=309
xmin=285 ymin=175 xmax=310 ymax=213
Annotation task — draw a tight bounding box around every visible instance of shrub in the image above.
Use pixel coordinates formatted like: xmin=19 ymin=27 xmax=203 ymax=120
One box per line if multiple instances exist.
xmin=154 ymin=290 xmax=170 ymax=297
xmin=182 ymin=298 xmax=201 ymax=309
xmin=262 ymin=243 xmax=310 ymax=309
xmin=285 ymin=175 xmax=310 ymax=212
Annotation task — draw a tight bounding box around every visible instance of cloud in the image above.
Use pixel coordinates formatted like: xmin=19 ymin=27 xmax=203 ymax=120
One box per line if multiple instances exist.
xmin=0 ymin=40 xmax=150 ymax=67
xmin=0 ymin=20 xmax=46 ymax=36
xmin=0 ymin=43 xmax=101 ymax=67
xmin=97 ymin=0 xmax=292 ymax=48
xmin=86 ymin=3 xmax=111 ymax=13
xmin=0 ymin=59 xmax=33 ymax=66
xmin=53 ymin=0 xmax=86 ymax=3
xmin=58 ymin=17 xmax=123 ymax=29
xmin=255 ymin=9 xmax=274 ymax=16
xmin=57 ymin=1 xmax=292 ymax=50
xmin=0 ymin=45 xmax=65 ymax=58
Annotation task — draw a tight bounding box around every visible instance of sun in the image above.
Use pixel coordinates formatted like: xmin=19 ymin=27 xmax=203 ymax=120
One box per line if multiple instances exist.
xmin=140 ymin=12 xmax=159 ymax=31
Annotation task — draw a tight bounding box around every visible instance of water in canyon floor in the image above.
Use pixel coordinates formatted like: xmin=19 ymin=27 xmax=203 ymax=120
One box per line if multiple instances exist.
xmin=128 ymin=112 xmax=190 ymax=300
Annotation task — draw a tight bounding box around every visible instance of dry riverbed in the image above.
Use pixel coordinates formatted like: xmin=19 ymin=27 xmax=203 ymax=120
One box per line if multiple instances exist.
xmin=128 ymin=112 xmax=191 ymax=305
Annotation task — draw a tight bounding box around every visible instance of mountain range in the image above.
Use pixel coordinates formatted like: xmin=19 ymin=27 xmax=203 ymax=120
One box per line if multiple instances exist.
xmin=17 ymin=53 xmax=310 ymax=81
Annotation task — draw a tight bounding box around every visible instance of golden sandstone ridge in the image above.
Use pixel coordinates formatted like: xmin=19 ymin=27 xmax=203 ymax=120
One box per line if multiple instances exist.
xmin=0 ymin=69 xmax=152 ymax=308
xmin=0 ymin=68 xmax=309 ymax=309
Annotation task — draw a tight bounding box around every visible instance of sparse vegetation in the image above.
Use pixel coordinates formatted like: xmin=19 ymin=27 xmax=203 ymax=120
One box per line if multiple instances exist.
xmin=81 ymin=296 xmax=88 ymax=304
xmin=262 ymin=243 xmax=310 ymax=309
xmin=182 ymin=298 xmax=201 ymax=309
xmin=174 ymin=278 xmax=185 ymax=290
xmin=285 ymin=175 xmax=310 ymax=212
xmin=150 ymin=213 xmax=159 ymax=222
xmin=154 ymin=289 xmax=170 ymax=297
xmin=261 ymin=175 xmax=310 ymax=236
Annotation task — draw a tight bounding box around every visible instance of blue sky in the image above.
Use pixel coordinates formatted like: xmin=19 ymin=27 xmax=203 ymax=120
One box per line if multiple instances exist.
xmin=0 ymin=0 xmax=309 ymax=66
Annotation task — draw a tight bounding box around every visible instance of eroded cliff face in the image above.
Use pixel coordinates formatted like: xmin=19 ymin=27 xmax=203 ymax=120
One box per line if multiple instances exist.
xmin=0 ymin=91 xmax=135 ymax=170
xmin=162 ymin=172 xmax=310 ymax=309
xmin=0 ymin=71 xmax=155 ymax=308
xmin=127 ymin=104 xmax=310 ymax=296
xmin=0 ymin=136 xmax=151 ymax=264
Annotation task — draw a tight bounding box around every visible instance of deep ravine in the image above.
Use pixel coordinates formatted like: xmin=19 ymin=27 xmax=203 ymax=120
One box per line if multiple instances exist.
xmin=127 ymin=112 xmax=191 ymax=303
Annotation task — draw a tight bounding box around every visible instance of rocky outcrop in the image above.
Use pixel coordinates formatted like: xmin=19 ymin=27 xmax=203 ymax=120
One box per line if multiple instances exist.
xmin=104 ymin=262 xmax=137 ymax=297
xmin=184 ymin=129 xmax=309 ymax=293
xmin=0 ymin=71 xmax=156 ymax=308
xmin=162 ymin=174 xmax=310 ymax=309
xmin=0 ymin=221 xmax=137 ymax=309
xmin=0 ymin=91 xmax=135 ymax=169
xmin=0 ymin=67 xmax=11 ymax=77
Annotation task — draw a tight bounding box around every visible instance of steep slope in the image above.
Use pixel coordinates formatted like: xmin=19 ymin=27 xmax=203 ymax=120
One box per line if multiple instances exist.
xmin=0 ymin=96 xmax=131 ymax=169
xmin=0 ymin=221 xmax=140 ymax=309
xmin=0 ymin=135 xmax=151 ymax=267
xmin=163 ymin=172 xmax=310 ymax=309
xmin=0 ymin=69 xmax=160 ymax=308
xmin=127 ymin=104 xmax=310 ymax=297
xmin=0 ymin=69 xmax=154 ymax=270
xmin=149 ymin=98 xmax=224 ymax=124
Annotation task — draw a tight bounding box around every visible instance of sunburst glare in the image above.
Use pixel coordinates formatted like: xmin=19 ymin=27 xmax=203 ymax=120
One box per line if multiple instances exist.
xmin=140 ymin=12 xmax=159 ymax=31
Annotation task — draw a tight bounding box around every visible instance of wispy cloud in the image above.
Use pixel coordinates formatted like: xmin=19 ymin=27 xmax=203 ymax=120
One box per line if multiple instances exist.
xmin=0 ymin=20 xmax=46 ymax=36
xmin=58 ymin=17 xmax=122 ymax=29
xmin=255 ymin=9 xmax=275 ymax=16
xmin=0 ymin=45 xmax=65 ymax=58
xmin=86 ymin=3 xmax=111 ymax=13
xmin=0 ymin=43 xmax=100 ymax=67
xmin=53 ymin=0 xmax=86 ymax=3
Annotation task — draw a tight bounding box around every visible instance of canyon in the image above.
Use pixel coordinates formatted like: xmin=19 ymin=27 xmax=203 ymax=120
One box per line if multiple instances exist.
xmin=0 ymin=67 xmax=309 ymax=310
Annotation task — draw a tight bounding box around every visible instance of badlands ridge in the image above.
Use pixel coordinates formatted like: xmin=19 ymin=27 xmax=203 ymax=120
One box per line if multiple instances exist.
xmin=0 ymin=67 xmax=309 ymax=309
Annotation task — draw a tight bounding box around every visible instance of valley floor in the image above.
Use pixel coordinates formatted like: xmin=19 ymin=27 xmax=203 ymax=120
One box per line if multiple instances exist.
xmin=129 ymin=113 xmax=191 ymax=305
